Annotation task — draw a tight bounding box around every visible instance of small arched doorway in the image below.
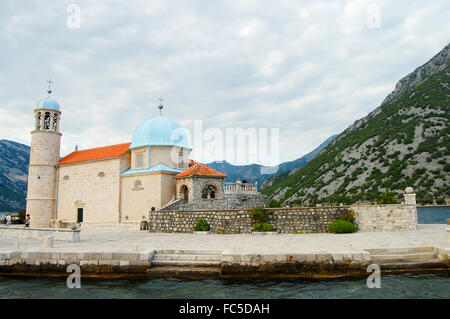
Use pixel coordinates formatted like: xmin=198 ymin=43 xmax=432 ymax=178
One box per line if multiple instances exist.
xmin=180 ymin=185 xmax=189 ymax=202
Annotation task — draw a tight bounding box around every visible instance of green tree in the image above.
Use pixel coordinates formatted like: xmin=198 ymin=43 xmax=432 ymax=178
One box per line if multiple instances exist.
xmin=377 ymin=191 xmax=398 ymax=204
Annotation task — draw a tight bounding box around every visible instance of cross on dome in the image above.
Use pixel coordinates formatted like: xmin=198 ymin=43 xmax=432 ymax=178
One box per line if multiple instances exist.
xmin=158 ymin=97 xmax=164 ymax=115
xmin=47 ymin=77 xmax=53 ymax=95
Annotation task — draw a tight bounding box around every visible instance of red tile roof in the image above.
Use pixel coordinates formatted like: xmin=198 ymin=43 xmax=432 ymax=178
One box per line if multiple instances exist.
xmin=175 ymin=162 xmax=227 ymax=178
xmin=58 ymin=143 xmax=131 ymax=165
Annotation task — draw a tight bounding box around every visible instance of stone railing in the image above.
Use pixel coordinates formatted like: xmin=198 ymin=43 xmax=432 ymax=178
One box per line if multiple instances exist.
xmin=223 ymin=182 xmax=258 ymax=194
xmin=0 ymin=225 xmax=81 ymax=242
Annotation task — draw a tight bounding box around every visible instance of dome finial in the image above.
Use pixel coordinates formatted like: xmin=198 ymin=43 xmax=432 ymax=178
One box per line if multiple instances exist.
xmin=46 ymin=77 xmax=53 ymax=96
xmin=158 ymin=97 xmax=164 ymax=115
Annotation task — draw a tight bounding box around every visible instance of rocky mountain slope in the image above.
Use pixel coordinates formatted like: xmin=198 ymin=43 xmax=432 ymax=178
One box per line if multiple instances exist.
xmin=262 ymin=43 xmax=450 ymax=205
xmin=207 ymin=134 xmax=337 ymax=186
xmin=0 ymin=140 xmax=29 ymax=211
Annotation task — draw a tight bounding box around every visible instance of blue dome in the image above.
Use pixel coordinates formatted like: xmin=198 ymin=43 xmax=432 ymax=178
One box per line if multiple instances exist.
xmin=37 ymin=98 xmax=60 ymax=111
xmin=130 ymin=116 xmax=190 ymax=149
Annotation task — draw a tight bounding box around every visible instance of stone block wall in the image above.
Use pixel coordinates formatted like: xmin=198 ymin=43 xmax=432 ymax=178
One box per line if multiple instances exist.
xmin=267 ymin=207 xmax=347 ymax=233
xmin=352 ymin=204 xmax=417 ymax=232
xmin=150 ymin=204 xmax=418 ymax=234
xmin=0 ymin=250 xmax=152 ymax=274
xmin=150 ymin=206 xmax=348 ymax=234
xmin=161 ymin=193 xmax=269 ymax=211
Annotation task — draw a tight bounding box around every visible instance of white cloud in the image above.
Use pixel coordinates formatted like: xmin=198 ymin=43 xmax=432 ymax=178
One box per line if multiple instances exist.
xmin=0 ymin=0 xmax=448 ymax=164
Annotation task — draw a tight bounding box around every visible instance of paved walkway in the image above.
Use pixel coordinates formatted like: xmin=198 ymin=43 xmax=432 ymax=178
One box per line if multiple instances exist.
xmin=1 ymin=224 xmax=448 ymax=254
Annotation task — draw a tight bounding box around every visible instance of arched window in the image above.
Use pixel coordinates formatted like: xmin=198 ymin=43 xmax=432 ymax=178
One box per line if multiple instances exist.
xmin=134 ymin=180 xmax=142 ymax=189
xmin=52 ymin=114 xmax=58 ymax=131
xmin=202 ymin=185 xmax=217 ymax=199
xmin=36 ymin=113 xmax=41 ymax=130
xmin=44 ymin=112 xmax=51 ymax=130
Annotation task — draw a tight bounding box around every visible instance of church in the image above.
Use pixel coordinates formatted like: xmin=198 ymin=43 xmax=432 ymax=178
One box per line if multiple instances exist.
xmin=26 ymin=89 xmax=267 ymax=228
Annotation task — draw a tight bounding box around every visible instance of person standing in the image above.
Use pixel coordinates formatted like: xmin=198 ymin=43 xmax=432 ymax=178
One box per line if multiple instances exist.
xmin=5 ymin=213 xmax=11 ymax=227
xmin=24 ymin=214 xmax=31 ymax=227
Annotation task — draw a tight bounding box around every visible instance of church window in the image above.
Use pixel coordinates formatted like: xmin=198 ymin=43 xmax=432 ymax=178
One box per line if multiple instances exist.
xmin=98 ymin=172 xmax=105 ymax=177
xmin=52 ymin=114 xmax=58 ymax=131
xmin=134 ymin=180 xmax=142 ymax=189
xmin=63 ymin=175 xmax=69 ymax=180
xmin=44 ymin=112 xmax=51 ymax=130
xmin=178 ymin=149 xmax=184 ymax=168
xmin=36 ymin=113 xmax=41 ymax=130
xmin=202 ymin=185 xmax=217 ymax=199
xmin=135 ymin=153 xmax=144 ymax=169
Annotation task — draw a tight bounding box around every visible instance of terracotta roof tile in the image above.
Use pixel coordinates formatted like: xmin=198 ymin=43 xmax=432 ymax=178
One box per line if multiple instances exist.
xmin=58 ymin=143 xmax=131 ymax=165
xmin=175 ymin=162 xmax=227 ymax=178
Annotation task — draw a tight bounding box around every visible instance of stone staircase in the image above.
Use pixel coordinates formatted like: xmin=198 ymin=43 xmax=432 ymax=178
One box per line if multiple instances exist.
xmin=147 ymin=249 xmax=222 ymax=277
xmin=367 ymin=247 xmax=447 ymax=270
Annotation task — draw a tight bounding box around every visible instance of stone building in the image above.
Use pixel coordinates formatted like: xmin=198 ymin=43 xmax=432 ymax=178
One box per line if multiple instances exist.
xmin=26 ymin=91 xmax=267 ymax=228
xmin=162 ymin=161 xmax=268 ymax=211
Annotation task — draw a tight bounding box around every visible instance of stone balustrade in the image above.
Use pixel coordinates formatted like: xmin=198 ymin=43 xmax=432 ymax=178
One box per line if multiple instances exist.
xmin=223 ymin=182 xmax=258 ymax=194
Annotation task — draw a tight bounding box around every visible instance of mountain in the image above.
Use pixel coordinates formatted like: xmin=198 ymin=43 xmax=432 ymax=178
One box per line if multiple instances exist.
xmin=262 ymin=43 xmax=450 ymax=205
xmin=0 ymin=140 xmax=30 ymax=211
xmin=207 ymin=134 xmax=337 ymax=187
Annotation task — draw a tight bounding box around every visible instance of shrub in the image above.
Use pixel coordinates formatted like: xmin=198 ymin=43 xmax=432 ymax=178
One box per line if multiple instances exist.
xmin=328 ymin=220 xmax=357 ymax=234
xmin=253 ymin=223 xmax=275 ymax=232
xmin=248 ymin=207 xmax=273 ymax=223
xmin=249 ymin=207 xmax=275 ymax=232
xmin=193 ymin=219 xmax=210 ymax=231
xmin=269 ymin=199 xmax=281 ymax=208
xmin=377 ymin=191 xmax=398 ymax=204
xmin=339 ymin=210 xmax=356 ymax=223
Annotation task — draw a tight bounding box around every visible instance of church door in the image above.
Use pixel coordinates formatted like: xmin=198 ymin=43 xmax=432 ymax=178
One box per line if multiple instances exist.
xmin=77 ymin=208 xmax=84 ymax=223
xmin=184 ymin=187 xmax=189 ymax=202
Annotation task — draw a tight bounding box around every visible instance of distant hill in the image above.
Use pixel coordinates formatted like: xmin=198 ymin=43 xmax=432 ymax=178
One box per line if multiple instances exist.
xmin=262 ymin=43 xmax=450 ymax=205
xmin=207 ymin=134 xmax=337 ymax=187
xmin=0 ymin=140 xmax=29 ymax=211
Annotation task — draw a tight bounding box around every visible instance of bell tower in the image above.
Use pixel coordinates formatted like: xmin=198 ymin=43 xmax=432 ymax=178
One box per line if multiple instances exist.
xmin=26 ymin=79 xmax=62 ymax=227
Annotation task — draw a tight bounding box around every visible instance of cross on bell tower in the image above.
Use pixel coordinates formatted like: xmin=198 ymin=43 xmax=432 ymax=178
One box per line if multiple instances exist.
xmin=158 ymin=97 xmax=164 ymax=115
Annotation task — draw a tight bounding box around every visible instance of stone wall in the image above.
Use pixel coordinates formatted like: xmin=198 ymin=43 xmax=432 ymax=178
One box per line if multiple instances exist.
xmin=150 ymin=206 xmax=348 ymax=234
xmin=150 ymin=204 xmax=418 ymax=234
xmin=161 ymin=192 xmax=269 ymax=211
xmin=176 ymin=176 xmax=225 ymax=204
xmin=0 ymin=250 xmax=152 ymax=274
xmin=352 ymin=204 xmax=417 ymax=232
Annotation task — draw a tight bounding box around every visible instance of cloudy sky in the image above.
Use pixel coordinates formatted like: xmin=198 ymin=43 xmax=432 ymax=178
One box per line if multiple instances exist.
xmin=0 ymin=0 xmax=449 ymax=165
